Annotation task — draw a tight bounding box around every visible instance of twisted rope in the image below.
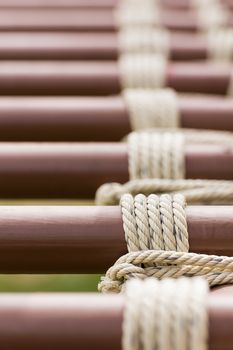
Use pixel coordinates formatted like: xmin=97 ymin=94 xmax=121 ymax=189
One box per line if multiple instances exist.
xmin=128 ymin=131 xmax=185 ymax=180
xmin=127 ymin=129 xmax=233 ymax=180
xmin=123 ymin=89 xmax=179 ymax=130
xmin=118 ymin=28 xmax=170 ymax=57
xmin=208 ymin=29 xmax=233 ymax=62
xmin=119 ymin=54 xmax=166 ymax=89
xmin=123 ymin=277 xmax=208 ymax=350
xmin=96 ymin=178 xmax=233 ymax=205
xmin=98 ymin=194 xmax=233 ymax=293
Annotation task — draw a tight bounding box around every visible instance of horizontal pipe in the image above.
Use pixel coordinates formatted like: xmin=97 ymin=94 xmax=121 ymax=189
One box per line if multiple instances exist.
xmin=0 ymin=0 xmax=232 ymax=10
xmin=0 ymin=95 xmax=231 ymax=141
xmin=0 ymin=143 xmax=230 ymax=198
xmin=0 ymin=288 xmax=232 ymax=350
xmin=0 ymin=61 xmax=228 ymax=95
xmin=0 ymin=31 xmax=208 ymax=61
xmin=0 ymin=9 xmax=231 ymax=32
xmin=0 ymin=205 xmax=231 ymax=273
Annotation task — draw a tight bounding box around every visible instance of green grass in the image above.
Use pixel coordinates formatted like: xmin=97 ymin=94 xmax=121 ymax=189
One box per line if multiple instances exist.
xmin=0 ymin=275 xmax=101 ymax=292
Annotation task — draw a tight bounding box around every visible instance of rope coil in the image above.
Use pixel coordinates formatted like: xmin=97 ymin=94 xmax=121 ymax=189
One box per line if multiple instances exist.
xmin=123 ymin=89 xmax=179 ymax=130
xmin=123 ymin=277 xmax=208 ymax=350
xmin=98 ymin=194 xmax=233 ymax=293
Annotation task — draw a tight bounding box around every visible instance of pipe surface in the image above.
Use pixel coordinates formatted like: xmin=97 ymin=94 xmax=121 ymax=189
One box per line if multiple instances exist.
xmin=0 ymin=61 xmax=229 ymax=95
xmin=0 ymin=143 xmax=231 ymax=198
xmin=0 ymin=288 xmax=232 ymax=350
xmin=0 ymin=0 xmax=232 ymax=9
xmin=0 ymin=8 xmax=231 ymax=32
xmin=0 ymin=31 xmax=208 ymax=61
xmin=0 ymin=205 xmax=231 ymax=273
xmin=0 ymin=95 xmax=231 ymax=141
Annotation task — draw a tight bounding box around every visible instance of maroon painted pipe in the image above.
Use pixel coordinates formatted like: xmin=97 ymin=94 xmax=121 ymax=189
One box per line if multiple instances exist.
xmin=0 ymin=61 xmax=229 ymax=96
xmin=0 ymin=95 xmax=232 ymax=141
xmin=0 ymin=143 xmax=230 ymax=198
xmin=0 ymin=289 xmax=232 ymax=350
xmin=0 ymin=8 xmax=231 ymax=32
xmin=0 ymin=0 xmax=232 ymax=10
xmin=0 ymin=205 xmax=231 ymax=273
xmin=0 ymin=31 xmax=208 ymax=61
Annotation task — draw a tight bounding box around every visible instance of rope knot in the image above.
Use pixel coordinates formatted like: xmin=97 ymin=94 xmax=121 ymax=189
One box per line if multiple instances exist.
xmin=98 ymin=193 xmax=233 ymax=293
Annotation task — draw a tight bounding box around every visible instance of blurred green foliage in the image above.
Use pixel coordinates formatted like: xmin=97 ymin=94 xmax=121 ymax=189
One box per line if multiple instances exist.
xmin=0 ymin=275 xmax=101 ymax=292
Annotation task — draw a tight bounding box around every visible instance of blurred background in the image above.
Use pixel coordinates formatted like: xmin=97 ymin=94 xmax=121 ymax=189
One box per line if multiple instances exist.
xmin=0 ymin=199 xmax=99 ymax=292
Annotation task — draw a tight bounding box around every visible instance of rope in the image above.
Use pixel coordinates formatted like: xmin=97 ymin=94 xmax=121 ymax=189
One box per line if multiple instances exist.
xmin=207 ymin=29 xmax=233 ymax=62
xmin=98 ymin=193 xmax=233 ymax=293
xmin=122 ymin=193 xmax=189 ymax=253
xmin=128 ymin=131 xmax=185 ymax=180
xmin=118 ymin=28 xmax=170 ymax=57
xmin=115 ymin=0 xmax=159 ymax=28
xmin=127 ymin=129 xmax=233 ymax=180
xmin=198 ymin=4 xmax=228 ymax=30
xmin=123 ymin=89 xmax=179 ymax=130
xmin=96 ymin=178 xmax=233 ymax=205
xmin=123 ymin=277 xmax=208 ymax=350
xmin=119 ymin=54 xmax=166 ymax=89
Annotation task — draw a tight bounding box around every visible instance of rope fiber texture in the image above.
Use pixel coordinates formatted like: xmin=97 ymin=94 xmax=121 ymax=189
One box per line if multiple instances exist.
xmin=98 ymin=194 xmax=233 ymax=293
xmin=123 ymin=277 xmax=208 ymax=350
xmin=123 ymin=88 xmax=179 ymax=130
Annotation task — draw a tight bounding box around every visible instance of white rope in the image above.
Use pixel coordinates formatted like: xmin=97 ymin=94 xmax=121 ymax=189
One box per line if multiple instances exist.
xmin=193 ymin=0 xmax=220 ymax=6
xmin=198 ymin=4 xmax=228 ymax=30
xmin=123 ymin=89 xmax=179 ymax=130
xmin=119 ymin=54 xmax=167 ymax=89
xmin=98 ymin=193 xmax=233 ymax=293
xmin=123 ymin=277 xmax=208 ymax=350
xmin=96 ymin=178 xmax=233 ymax=206
xmin=121 ymin=193 xmax=189 ymax=253
xmin=207 ymin=29 xmax=233 ymax=62
xmin=128 ymin=131 xmax=185 ymax=180
xmin=127 ymin=129 xmax=233 ymax=181
xmin=118 ymin=28 xmax=170 ymax=57
xmin=115 ymin=0 xmax=160 ymax=28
